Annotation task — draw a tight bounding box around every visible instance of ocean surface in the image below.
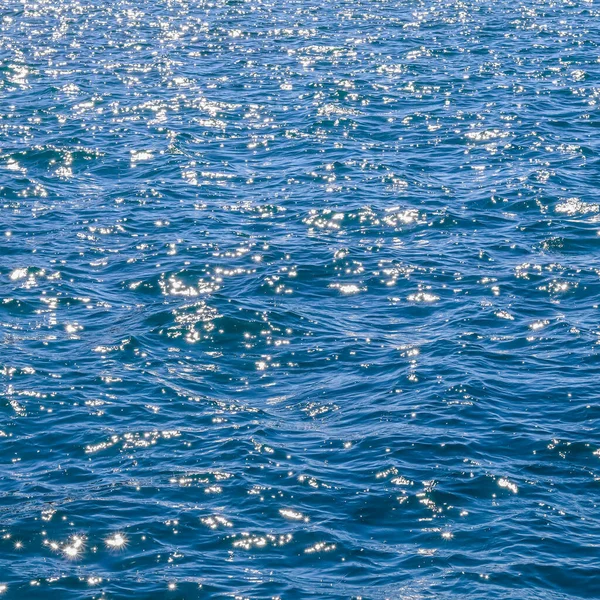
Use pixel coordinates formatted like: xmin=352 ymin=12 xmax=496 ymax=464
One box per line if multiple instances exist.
xmin=1 ymin=0 xmax=600 ymax=597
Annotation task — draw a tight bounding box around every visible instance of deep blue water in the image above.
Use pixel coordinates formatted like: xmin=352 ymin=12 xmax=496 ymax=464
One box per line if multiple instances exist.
xmin=1 ymin=0 xmax=600 ymax=597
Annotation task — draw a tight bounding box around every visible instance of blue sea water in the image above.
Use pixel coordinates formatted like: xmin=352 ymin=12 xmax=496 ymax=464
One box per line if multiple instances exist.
xmin=1 ymin=0 xmax=600 ymax=597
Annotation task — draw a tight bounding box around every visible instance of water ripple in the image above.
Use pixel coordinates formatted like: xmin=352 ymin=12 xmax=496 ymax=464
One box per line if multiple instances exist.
xmin=2 ymin=0 xmax=600 ymax=597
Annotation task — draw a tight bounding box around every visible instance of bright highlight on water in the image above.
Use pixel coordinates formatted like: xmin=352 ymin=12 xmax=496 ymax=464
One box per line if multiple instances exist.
xmin=1 ymin=0 xmax=600 ymax=597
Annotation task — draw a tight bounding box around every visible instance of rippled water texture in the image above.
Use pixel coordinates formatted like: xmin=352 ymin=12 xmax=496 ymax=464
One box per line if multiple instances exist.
xmin=2 ymin=0 xmax=600 ymax=597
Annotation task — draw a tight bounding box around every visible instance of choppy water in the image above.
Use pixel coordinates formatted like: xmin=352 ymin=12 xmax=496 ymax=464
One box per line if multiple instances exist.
xmin=2 ymin=0 xmax=600 ymax=597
